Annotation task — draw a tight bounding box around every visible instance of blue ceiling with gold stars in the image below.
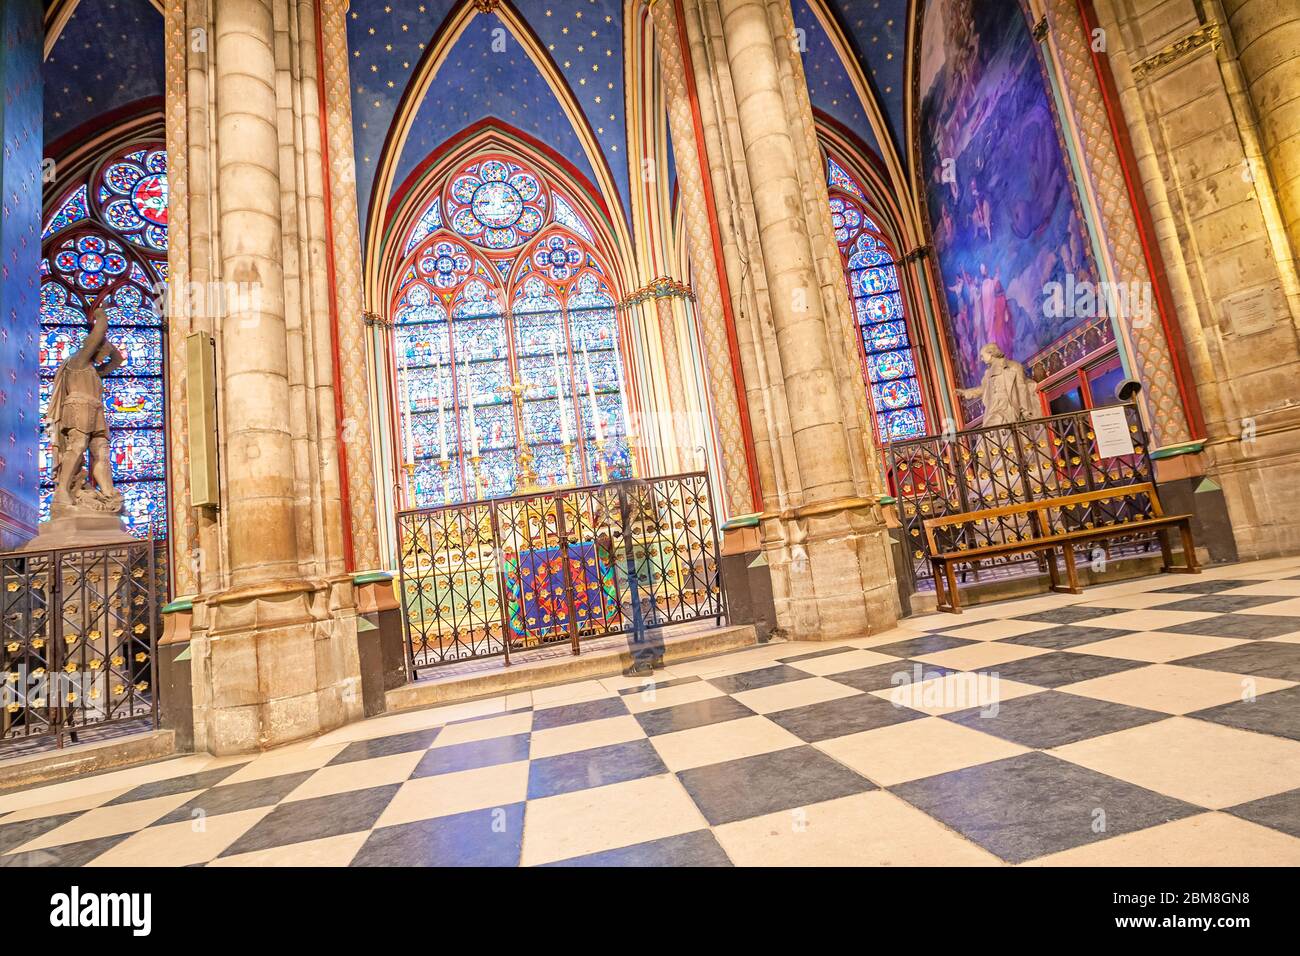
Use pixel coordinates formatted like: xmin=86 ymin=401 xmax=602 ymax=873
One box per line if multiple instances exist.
xmin=821 ymin=0 xmax=910 ymax=153
xmin=794 ymin=0 xmax=883 ymax=160
xmin=348 ymin=0 xmax=629 ymax=240
xmin=43 ymin=0 xmax=164 ymax=147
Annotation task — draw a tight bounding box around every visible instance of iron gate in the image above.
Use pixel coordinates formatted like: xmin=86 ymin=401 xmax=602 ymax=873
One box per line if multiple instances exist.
xmin=885 ymin=404 xmax=1157 ymax=585
xmin=1 ymin=539 xmax=162 ymax=750
xmin=395 ymin=472 xmax=725 ymax=673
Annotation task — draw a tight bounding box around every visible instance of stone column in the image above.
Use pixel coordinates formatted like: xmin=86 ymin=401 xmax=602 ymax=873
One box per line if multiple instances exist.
xmin=646 ymin=0 xmax=758 ymax=518
xmin=1220 ymin=0 xmax=1300 ymax=295
xmin=214 ymin=0 xmax=300 ymax=586
xmin=177 ymin=0 xmax=365 ymax=754
xmin=704 ymin=0 xmax=898 ymax=637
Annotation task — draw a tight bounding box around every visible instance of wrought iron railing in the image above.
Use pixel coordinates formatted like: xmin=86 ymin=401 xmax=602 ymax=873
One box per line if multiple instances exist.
xmin=1 ymin=538 xmax=164 ymax=751
xmin=395 ymin=472 xmax=725 ymax=673
xmin=885 ymin=404 xmax=1156 ymax=584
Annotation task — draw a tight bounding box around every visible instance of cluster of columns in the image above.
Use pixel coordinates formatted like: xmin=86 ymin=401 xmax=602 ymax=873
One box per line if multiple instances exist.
xmin=165 ymin=0 xmax=375 ymax=753
xmin=648 ymin=0 xmax=899 ymax=638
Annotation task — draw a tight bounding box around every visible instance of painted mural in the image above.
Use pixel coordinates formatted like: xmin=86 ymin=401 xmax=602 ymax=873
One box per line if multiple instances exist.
xmin=919 ymin=0 xmax=1096 ymax=391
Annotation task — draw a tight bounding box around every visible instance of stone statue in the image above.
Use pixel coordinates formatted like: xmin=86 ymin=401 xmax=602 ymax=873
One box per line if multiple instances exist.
xmin=21 ymin=305 xmax=133 ymax=550
xmin=958 ymin=343 xmax=1040 ymax=426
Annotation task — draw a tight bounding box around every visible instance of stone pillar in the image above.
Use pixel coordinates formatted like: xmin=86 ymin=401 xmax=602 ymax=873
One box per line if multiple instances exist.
xmin=214 ymin=0 xmax=300 ymax=586
xmin=1221 ymin=0 xmax=1300 ymax=287
xmin=654 ymin=293 xmax=691 ymax=463
xmin=699 ymin=0 xmax=898 ymax=637
xmin=175 ymin=0 xmax=365 ymax=754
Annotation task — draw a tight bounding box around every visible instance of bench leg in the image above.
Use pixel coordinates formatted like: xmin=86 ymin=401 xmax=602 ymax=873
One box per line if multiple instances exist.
xmin=1180 ymin=521 xmax=1202 ymax=573
xmin=931 ymin=561 xmax=948 ymax=612
xmin=1157 ymin=527 xmax=1175 ymax=572
xmin=1061 ymin=543 xmax=1082 ymax=593
xmin=1045 ymin=545 xmax=1063 ymax=591
xmin=946 ymin=562 xmax=963 ymax=613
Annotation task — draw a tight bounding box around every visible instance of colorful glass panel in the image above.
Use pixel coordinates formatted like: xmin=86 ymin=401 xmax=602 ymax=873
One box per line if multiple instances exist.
xmin=392 ymin=160 xmax=629 ymax=506
xmin=827 ymin=154 xmax=928 ymax=441
xmin=39 ymin=142 xmax=169 ymax=538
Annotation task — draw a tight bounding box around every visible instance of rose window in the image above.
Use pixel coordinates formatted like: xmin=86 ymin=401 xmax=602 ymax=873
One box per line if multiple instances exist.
xmin=446 ymin=158 xmax=546 ymax=250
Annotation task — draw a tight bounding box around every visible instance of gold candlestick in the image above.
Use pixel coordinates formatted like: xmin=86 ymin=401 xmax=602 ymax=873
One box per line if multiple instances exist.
xmin=469 ymin=452 xmax=484 ymax=500
xmin=437 ymin=457 xmax=453 ymax=505
xmin=401 ymin=461 xmax=416 ymax=508
xmin=561 ymin=440 xmax=575 ymax=487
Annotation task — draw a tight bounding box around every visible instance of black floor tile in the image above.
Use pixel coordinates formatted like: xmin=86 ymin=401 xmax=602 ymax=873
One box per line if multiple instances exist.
xmin=1175 ymin=641 xmax=1300 ymax=681
xmin=826 ymin=660 xmax=954 ymax=693
xmin=526 ymin=739 xmax=667 ymax=799
xmin=531 ymin=697 xmax=628 ymax=731
xmin=776 ymin=647 xmax=857 ymax=664
xmin=869 ymin=634 xmax=977 ymax=658
xmin=1157 ymin=595 xmax=1289 ymax=614
xmin=1014 ymin=606 xmax=1127 ymax=626
xmin=1187 ymin=685 xmax=1300 ymax=742
xmin=327 ymin=728 xmax=441 ymax=766
xmin=0 ymin=811 xmax=85 ymax=855
xmin=998 ymin=625 xmax=1135 ymax=650
xmin=1226 ymin=788 xmax=1300 ymax=840
xmin=1158 ymin=614 xmax=1300 ymax=640
xmin=633 ymin=695 xmax=754 ymax=737
xmin=411 ymin=733 xmax=532 ymax=778
xmin=1153 ymin=579 xmax=1265 ymax=595
xmin=978 ymin=652 xmax=1146 ymax=688
xmin=543 ymin=829 xmax=732 ymax=867
xmin=766 ymin=692 xmax=925 ymax=743
xmin=942 ymin=691 xmax=1166 ymax=749
xmin=0 ymin=832 xmax=132 ymax=867
xmin=154 ymin=771 xmax=317 ymax=826
xmin=891 ymin=751 xmax=1199 ymax=864
xmin=618 ymin=675 xmax=701 ymax=695
xmin=707 ymin=664 xmax=813 ymax=694
xmin=105 ymin=764 xmax=247 ymax=805
xmin=677 ymin=746 xmax=872 ymax=826
xmin=351 ymin=804 xmax=525 ymax=866
xmin=217 ymin=784 xmax=401 ymax=857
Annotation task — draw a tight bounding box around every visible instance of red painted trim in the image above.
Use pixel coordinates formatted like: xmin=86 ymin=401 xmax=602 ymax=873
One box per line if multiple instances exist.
xmin=314 ymin=0 xmax=356 ymax=572
xmin=1077 ymin=0 xmax=1207 ymax=441
xmin=673 ymin=0 xmax=763 ymax=513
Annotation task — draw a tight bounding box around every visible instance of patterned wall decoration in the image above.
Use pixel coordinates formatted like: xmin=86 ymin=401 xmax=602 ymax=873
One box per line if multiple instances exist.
xmin=43 ymin=0 xmax=164 ymax=146
xmin=347 ymin=0 xmax=628 ymax=240
xmin=918 ymin=0 xmax=1098 ymax=392
xmin=0 ymin=0 xmax=44 ymax=550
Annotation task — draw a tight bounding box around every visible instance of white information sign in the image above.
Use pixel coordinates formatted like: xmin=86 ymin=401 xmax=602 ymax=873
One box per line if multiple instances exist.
xmin=1091 ymin=406 xmax=1136 ymax=459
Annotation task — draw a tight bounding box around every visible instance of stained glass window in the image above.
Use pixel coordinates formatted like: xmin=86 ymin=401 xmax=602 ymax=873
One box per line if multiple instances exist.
xmin=39 ymin=142 xmax=169 ymax=538
xmin=392 ymin=156 xmax=631 ymax=508
xmin=827 ymin=156 xmax=929 ymax=442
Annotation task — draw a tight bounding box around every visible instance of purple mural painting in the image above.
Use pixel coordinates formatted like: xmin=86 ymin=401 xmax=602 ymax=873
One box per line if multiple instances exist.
xmin=919 ymin=0 xmax=1097 ymax=392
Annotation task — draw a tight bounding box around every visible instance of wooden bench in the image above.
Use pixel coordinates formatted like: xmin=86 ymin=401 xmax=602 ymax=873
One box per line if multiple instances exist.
xmin=923 ymin=482 xmax=1200 ymax=613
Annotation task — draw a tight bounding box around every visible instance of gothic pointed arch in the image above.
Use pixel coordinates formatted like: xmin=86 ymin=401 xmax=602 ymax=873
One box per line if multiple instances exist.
xmin=386 ymin=145 xmax=633 ymax=508
xmin=39 ymin=136 xmax=170 ymax=537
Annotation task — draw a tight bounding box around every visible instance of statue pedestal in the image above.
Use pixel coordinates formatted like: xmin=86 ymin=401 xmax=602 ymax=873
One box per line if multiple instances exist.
xmin=19 ymin=511 xmax=134 ymax=552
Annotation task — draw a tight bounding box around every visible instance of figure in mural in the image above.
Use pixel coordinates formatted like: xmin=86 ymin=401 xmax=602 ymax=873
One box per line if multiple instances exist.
xmin=958 ymin=344 xmax=1041 ymax=426
xmin=48 ymin=305 xmax=124 ymax=514
xmin=920 ymin=0 xmax=1098 ymax=393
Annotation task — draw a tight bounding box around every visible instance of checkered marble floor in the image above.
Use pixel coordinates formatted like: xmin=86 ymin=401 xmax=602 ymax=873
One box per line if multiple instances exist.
xmin=5 ymin=556 xmax=1300 ymax=867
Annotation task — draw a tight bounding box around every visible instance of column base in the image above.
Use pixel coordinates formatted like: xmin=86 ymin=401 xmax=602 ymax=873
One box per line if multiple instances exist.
xmin=188 ymin=576 xmax=365 ymax=755
xmin=761 ymin=497 xmax=901 ymax=641
xmin=1204 ymin=426 xmax=1300 ymax=559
